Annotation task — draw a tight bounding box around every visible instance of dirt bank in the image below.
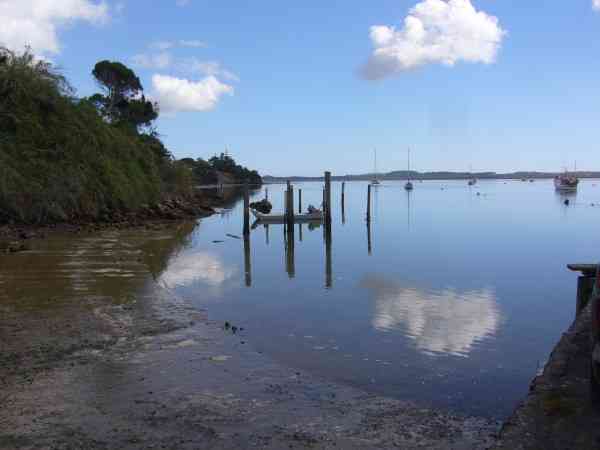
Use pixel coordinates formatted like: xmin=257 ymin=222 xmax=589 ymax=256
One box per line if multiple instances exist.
xmin=0 ymin=187 xmax=247 ymax=253
xmin=0 ymin=225 xmax=499 ymax=450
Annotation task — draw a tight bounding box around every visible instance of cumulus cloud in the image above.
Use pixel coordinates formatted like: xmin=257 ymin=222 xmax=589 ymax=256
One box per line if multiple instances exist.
xmin=594 ymin=0 xmax=600 ymax=11
xmin=151 ymin=74 xmax=234 ymax=113
xmin=361 ymin=0 xmax=505 ymax=79
xmin=0 ymin=0 xmax=108 ymax=56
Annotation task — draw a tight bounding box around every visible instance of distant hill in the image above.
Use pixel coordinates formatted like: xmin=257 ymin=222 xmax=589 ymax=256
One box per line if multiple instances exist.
xmin=263 ymin=171 xmax=600 ymax=183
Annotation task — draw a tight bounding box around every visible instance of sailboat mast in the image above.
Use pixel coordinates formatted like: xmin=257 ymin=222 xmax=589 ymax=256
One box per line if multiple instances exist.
xmin=407 ymin=148 xmax=411 ymax=180
xmin=374 ymin=149 xmax=378 ymax=181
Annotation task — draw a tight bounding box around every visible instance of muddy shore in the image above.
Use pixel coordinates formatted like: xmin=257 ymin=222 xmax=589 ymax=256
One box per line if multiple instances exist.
xmin=0 ymin=214 xmax=501 ymax=449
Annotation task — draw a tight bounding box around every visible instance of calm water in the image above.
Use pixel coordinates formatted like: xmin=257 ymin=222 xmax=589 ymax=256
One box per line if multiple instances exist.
xmin=3 ymin=179 xmax=599 ymax=420
xmin=162 ymin=179 xmax=600 ymax=419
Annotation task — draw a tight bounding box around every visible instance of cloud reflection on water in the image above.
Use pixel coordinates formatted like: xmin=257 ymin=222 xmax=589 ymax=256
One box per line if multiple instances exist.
xmin=362 ymin=275 xmax=500 ymax=357
xmin=159 ymin=251 xmax=237 ymax=289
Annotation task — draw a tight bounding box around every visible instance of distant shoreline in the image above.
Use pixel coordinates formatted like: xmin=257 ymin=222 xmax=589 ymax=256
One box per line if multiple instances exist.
xmin=264 ymin=171 xmax=600 ymax=183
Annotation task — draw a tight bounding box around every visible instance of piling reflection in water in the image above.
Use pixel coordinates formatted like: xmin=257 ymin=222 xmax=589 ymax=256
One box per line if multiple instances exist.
xmin=285 ymin=222 xmax=295 ymax=278
xmin=367 ymin=219 xmax=372 ymax=256
xmin=362 ymin=275 xmax=500 ymax=357
xmin=243 ymin=233 xmax=252 ymax=287
xmin=325 ymin=222 xmax=332 ymax=289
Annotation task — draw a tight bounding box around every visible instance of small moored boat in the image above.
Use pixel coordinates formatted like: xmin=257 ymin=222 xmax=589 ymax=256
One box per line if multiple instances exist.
xmin=554 ymin=173 xmax=579 ymax=192
xmin=251 ymin=209 xmax=323 ymax=223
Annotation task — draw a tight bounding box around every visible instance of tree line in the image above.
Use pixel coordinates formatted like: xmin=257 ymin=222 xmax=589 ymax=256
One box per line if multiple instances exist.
xmin=0 ymin=48 xmax=260 ymax=224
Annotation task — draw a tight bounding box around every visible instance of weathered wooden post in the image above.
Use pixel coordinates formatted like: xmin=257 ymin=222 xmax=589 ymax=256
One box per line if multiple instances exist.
xmin=243 ymin=182 xmax=250 ymax=237
xmin=324 ymin=172 xmax=332 ymax=227
xmin=366 ymin=184 xmax=372 ymax=223
xmin=243 ymin=233 xmax=252 ymax=287
xmin=286 ymin=182 xmax=295 ymax=228
xmin=265 ymin=187 xmax=269 ymax=201
xmin=576 ymin=276 xmax=595 ymax=315
xmin=341 ymin=182 xmax=346 ymax=225
xmin=567 ymin=264 xmax=598 ymax=316
xmin=298 ymin=189 xmax=302 ymax=214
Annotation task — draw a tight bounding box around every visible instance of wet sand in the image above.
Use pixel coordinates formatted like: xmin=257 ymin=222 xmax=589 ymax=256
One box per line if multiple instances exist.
xmin=0 ymin=224 xmax=499 ymax=449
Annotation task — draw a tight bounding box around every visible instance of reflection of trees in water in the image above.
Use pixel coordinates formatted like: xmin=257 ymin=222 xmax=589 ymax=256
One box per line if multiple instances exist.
xmin=141 ymin=221 xmax=197 ymax=280
xmin=0 ymin=221 xmax=202 ymax=310
xmin=361 ymin=275 xmax=500 ymax=357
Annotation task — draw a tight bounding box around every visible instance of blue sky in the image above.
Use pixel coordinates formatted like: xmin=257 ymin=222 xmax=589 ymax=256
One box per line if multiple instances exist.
xmin=3 ymin=1 xmax=600 ymax=176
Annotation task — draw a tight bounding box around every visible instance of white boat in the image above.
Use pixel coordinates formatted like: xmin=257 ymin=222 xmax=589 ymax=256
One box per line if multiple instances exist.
xmin=251 ymin=209 xmax=323 ymax=223
xmin=467 ymin=165 xmax=477 ymax=186
xmin=370 ymin=149 xmax=381 ymax=185
xmin=404 ymin=148 xmax=414 ymax=191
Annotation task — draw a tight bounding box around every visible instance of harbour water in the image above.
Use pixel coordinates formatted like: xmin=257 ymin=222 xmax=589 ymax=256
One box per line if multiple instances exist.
xmin=163 ymin=179 xmax=600 ymax=418
xmin=3 ymin=179 xmax=600 ymax=420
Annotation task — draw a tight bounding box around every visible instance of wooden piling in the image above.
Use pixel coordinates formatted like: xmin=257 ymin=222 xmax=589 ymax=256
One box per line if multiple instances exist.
xmin=366 ymin=184 xmax=372 ymax=223
xmin=298 ymin=189 xmax=302 ymax=214
xmin=265 ymin=187 xmax=269 ymax=201
xmin=286 ymin=183 xmax=294 ymax=228
xmin=243 ymin=182 xmax=250 ymax=236
xmin=341 ymin=182 xmax=346 ymax=225
xmin=576 ymin=275 xmax=595 ymax=315
xmin=324 ymin=172 xmax=332 ymax=226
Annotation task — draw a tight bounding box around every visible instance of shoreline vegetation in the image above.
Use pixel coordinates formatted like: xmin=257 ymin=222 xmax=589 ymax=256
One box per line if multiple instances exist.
xmin=0 ymin=48 xmax=261 ymax=228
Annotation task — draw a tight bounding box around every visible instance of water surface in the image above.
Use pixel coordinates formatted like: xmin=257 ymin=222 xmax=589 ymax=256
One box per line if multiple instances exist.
xmin=3 ymin=179 xmax=599 ymax=419
xmin=163 ymin=179 xmax=600 ymax=418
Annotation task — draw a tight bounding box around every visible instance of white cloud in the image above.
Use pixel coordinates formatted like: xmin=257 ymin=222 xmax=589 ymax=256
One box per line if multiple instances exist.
xmin=152 ymin=74 xmax=234 ymax=113
xmin=0 ymin=0 xmax=108 ymax=56
xmin=131 ymin=52 xmax=172 ymax=70
xmin=594 ymin=0 xmax=600 ymax=11
xmin=179 ymin=58 xmax=239 ymax=81
xmin=149 ymin=39 xmax=207 ymax=51
xmin=361 ymin=0 xmax=506 ymax=79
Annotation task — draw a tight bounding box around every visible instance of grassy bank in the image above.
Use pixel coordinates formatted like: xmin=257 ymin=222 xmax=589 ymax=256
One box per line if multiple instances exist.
xmin=0 ymin=49 xmax=260 ymax=225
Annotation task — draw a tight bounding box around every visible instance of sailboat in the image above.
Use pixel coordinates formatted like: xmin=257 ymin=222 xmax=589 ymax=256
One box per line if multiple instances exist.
xmin=467 ymin=165 xmax=477 ymax=186
xmin=554 ymin=162 xmax=579 ymax=192
xmin=370 ymin=149 xmax=381 ymax=185
xmin=404 ymin=148 xmax=414 ymax=191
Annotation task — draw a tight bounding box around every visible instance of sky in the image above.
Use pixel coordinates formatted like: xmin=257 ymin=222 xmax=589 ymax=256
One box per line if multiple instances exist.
xmin=2 ymin=0 xmax=600 ymax=176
